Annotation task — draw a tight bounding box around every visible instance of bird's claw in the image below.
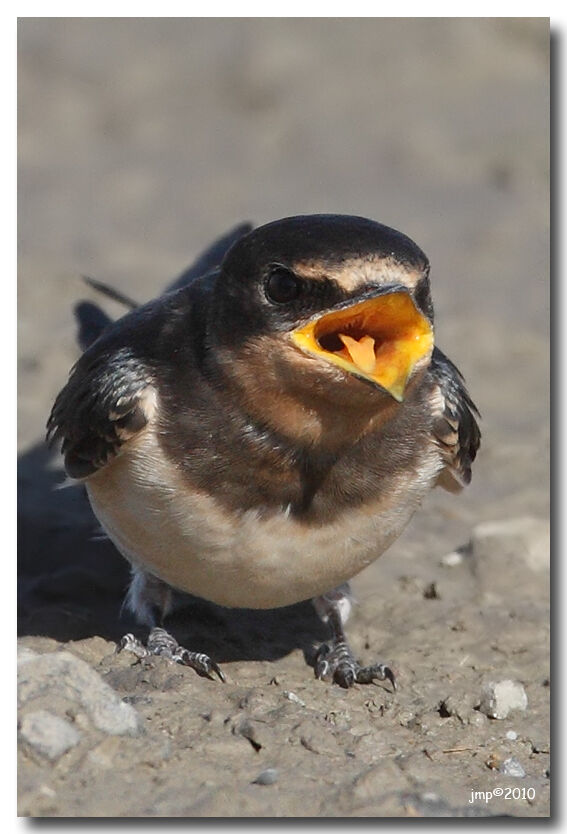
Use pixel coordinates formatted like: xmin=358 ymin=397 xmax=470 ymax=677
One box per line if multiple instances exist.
xmin=116 ymin=632 xmax=149 ymax=659
xmin=314 ymin=641 xmax=396 ymax=691
xmin=173 ymin=646 xmax=226 ymax=682
xmin=355 ymin=662 xmax=397 ymax=690
xmin=118 ymin=627 xmax=225 ymax=682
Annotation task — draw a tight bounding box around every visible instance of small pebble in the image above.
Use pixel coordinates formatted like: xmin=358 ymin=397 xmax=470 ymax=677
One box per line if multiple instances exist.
xmin=18 ymin=651 xmax=142 ymax=736
xmin=283 ymin=691 xmax=305 ymax=707
xmin=500 ymin=757 xmax=526 ymax=778
xmin=19 ymin=710 xmax=81 ymax=760
xmin=506 ymin=730 xmax=518 ymax=740
xmin=440 ymin=692 xmax=474 ymax=722
xmin=478 ymin=680 xmax=528 ymax=719
xmin=252 ymin=767 xmax=279 ymax=786
xmin=467 ymin=711 xmax=488 ymax=728
xmin=486 ymin=752 xmax=503 ymax=770
xmin=440 ymin=551 xmax=464 ymax=567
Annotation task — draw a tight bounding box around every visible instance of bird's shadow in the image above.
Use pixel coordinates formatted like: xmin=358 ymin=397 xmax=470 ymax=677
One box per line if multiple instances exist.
xmin=18 ymin=441 xmax=327 ymax=665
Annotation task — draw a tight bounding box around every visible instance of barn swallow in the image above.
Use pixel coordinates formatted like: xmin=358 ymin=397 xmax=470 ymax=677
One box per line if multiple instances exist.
xmin=47 ymin=215 xmax=480 ymax=689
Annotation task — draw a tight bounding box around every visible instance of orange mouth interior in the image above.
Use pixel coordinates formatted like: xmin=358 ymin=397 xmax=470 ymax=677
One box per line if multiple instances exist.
xmin=290 ymin=292 xmax=434 ymax=401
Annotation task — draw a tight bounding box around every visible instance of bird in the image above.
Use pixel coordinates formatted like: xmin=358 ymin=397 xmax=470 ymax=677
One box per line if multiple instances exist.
xmin=47 ymin=215 xmax=480 ymax=689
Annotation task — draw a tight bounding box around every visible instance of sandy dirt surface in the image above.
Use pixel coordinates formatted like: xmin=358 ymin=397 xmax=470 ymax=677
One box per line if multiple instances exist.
xmin=18 ymin=19 xmax=550 ymax=818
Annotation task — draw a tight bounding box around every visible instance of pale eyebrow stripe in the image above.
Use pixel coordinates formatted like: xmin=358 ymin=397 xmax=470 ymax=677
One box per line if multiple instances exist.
xmin=293 ymin=257 xmax=424 ymax=292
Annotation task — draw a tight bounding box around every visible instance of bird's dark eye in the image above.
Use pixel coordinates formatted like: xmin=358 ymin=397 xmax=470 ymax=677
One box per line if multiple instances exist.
xmin=265 ymin=266 xmax=301 ymax=304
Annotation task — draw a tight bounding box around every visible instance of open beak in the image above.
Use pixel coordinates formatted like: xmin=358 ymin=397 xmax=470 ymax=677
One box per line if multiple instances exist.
xmin=290 ymin=289 xmax=434 ymax=401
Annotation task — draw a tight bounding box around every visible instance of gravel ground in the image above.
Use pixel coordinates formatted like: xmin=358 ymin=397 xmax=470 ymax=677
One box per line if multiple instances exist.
xmin=18 ymin=18 xmax=550 ymax=818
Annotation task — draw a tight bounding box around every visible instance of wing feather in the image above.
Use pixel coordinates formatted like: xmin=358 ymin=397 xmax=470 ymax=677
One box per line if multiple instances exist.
xmin=47 ymin=346 xmax=155 ymax=479
xmin=429 ymin=347 xmax=481 ymax=492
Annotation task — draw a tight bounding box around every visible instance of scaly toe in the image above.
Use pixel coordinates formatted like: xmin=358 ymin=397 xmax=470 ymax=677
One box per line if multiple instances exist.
xmin=173 ymin=646 xmax=226 ymax=682
xmin=118 ymin=627 xmax=224 ymax=681
xmin=314 ymin=639 xmax=396 ymax=690
xmin=117 ymin=632 xmax=149 ymax=659
xmin=355 ymin=663 xmax=397 ymax=690
xmin=313 ymin=640 xmax=358 ymax=687
xmin=335 ymin=662 xmax=357 ymax=689
xmin=147 ymin=626 xmax=178 ymax=657
xmin=314 ymin=642 xmax=334 ymax=680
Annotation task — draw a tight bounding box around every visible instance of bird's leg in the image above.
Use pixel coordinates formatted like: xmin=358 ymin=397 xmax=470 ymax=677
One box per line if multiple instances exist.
xmin=312 ymin=584 xmax=396 ymax=690
xmin=117 ymin=568 xmax=224 ymax=682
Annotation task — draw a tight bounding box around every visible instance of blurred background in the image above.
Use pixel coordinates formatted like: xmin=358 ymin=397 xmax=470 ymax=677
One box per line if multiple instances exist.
xmin=18 ymin=17 xmax=549 ymax=634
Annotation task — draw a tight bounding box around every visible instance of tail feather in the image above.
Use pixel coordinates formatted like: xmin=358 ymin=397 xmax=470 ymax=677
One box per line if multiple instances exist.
xmin=82 ymin=275 xmax=139 ymax=309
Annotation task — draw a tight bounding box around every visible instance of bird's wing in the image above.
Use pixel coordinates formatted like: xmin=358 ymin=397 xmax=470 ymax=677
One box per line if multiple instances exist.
xmin=73 ymin=223 xmax=254 ymax=351
xmin=164 ymin=222 xmax=253 ymax=293
xmin=47 ymin=345 xmax=155 ymax=480
xmin=429 ymin=346 xmax=481 ymax=492
xmin=74 ymin=300 xmax=114 ymax=353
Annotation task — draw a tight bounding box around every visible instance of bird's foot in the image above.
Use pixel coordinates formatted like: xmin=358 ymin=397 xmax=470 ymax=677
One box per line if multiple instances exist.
xmin=314 ymin=640 xmax=396 ymax=690
xmin=117 ymin=627 xmax=225 ymax=682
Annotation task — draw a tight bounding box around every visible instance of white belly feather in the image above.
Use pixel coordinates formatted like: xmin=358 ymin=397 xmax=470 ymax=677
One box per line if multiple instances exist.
xmin=86 ymin=430 xmax=442 ymax=609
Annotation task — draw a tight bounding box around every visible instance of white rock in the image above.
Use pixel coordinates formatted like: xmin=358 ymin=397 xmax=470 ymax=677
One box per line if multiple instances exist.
xmin=506 ymin=730 xmax=518 ymax=740
xmin=17 ymin=646 xmax=39 ymax=666
xmin=283 ymin=690 xmax=305 ymax=707
xmin=478 ymin=680 xmax=528 ymax=719
xmin=19 ymin=710 xmax=81 ymax=760
xmin=252 ymin=768 xmax=279 ymax=785
xmin=440 ymin=551 xmax=464 ymax=567
xmin=500 ymin=757 xmax=526 ymax=778
xmin=18 ymin=650 xmax=142 ymax=736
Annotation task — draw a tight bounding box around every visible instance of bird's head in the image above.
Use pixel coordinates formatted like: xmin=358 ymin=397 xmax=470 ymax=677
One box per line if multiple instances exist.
xmin=209 ymin=215 xmax=435 ymax=443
